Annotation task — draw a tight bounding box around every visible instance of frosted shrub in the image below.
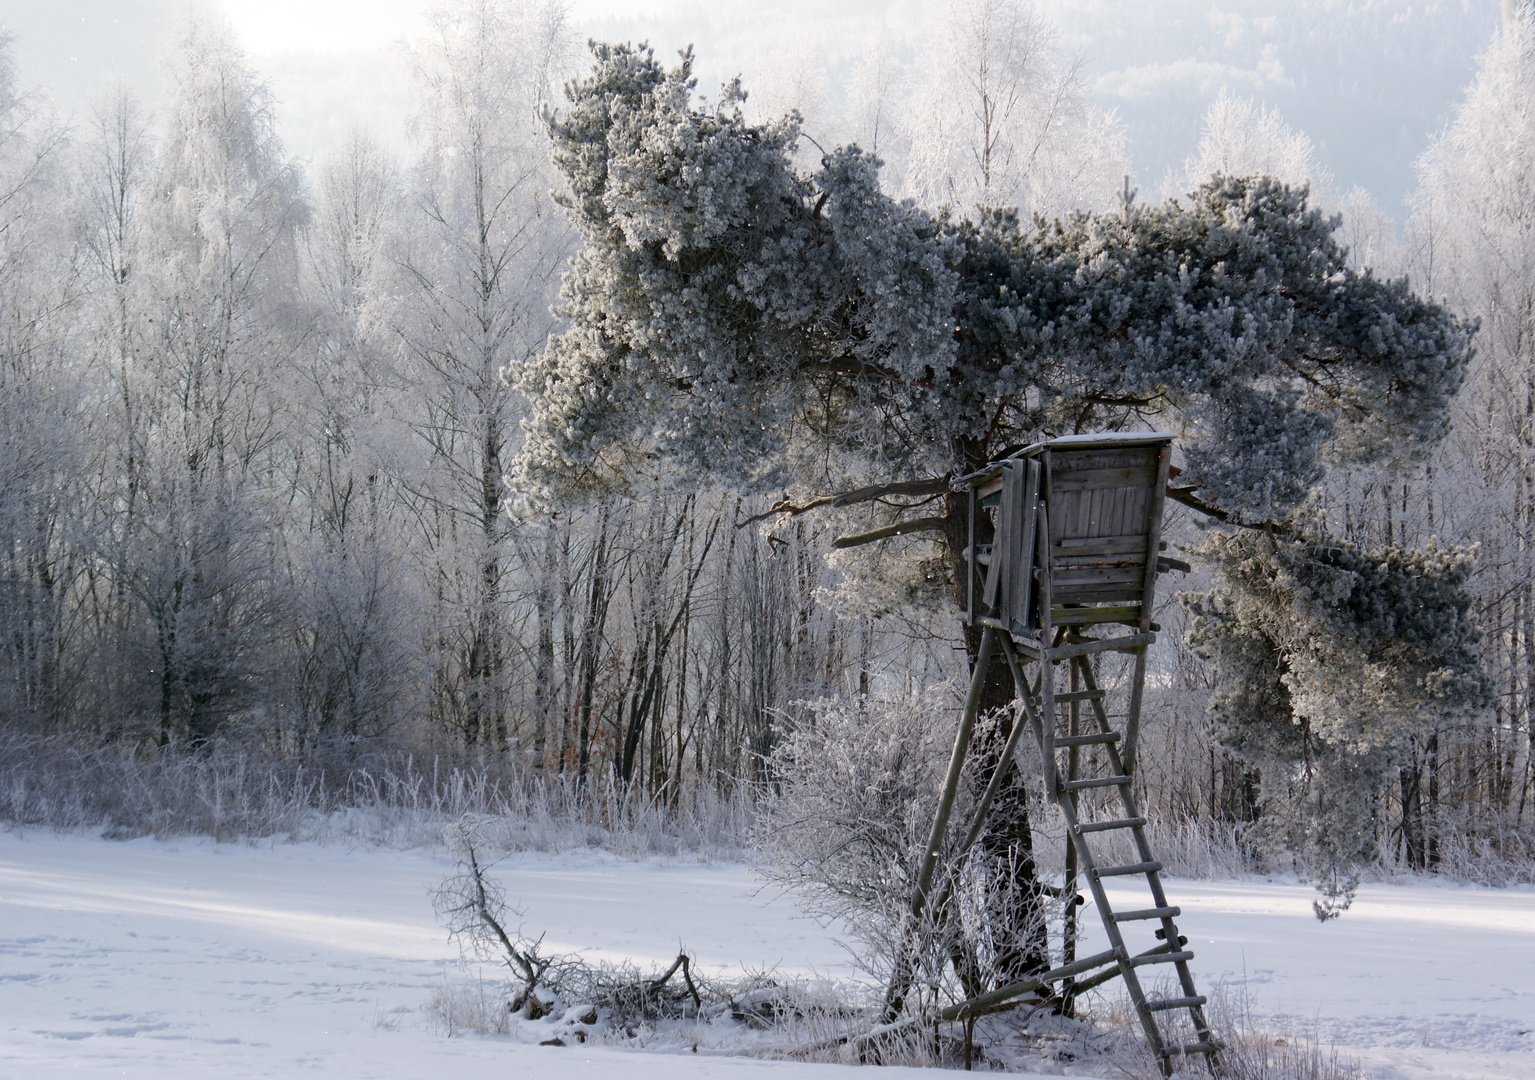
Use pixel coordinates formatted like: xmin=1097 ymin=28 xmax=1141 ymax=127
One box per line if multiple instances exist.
xmin=753 ymin=685 xmax=1050 ymax=1013
xmin=753 ymin=687 xmax=957 ymax=979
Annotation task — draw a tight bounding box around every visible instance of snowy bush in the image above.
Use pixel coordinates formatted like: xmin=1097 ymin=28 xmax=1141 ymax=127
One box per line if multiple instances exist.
xmin=752 ymin=685 xmax=1057 ymax=1012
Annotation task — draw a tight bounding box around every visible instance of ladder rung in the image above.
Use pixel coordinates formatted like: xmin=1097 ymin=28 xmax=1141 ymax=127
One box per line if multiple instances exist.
xmin=1066 ymin=942 xmax=1185 ymax=995
xmin=1145 ymin=995 xmax=1207 ymax=1012
xmin=1060 ymin=775 xmax=1131 ymax=791
xmin=1055 ymin=732 xmax=1120 ymax=747
xmin=1077 ymin=816 xmax=1146 ymax=834
xmin=1168 ymin=1042 xmax=1222 ymax=1056
xmin=1092 ymin=860 xmax=1162 ymax=878
xmin=1054 ymin=689 xmax=1105 ymax=703
xmin=1111 ymin=905 xmax=1179 ymax=921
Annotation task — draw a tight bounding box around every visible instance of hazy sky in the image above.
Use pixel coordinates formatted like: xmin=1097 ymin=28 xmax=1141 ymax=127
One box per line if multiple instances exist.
xmin=0 ymin=1 xmax=1507 ymax=218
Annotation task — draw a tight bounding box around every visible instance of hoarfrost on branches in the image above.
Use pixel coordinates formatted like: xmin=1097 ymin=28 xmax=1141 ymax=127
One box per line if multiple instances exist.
xmin=903 ymin=0 xmax=1128 ymax=219
xmin=525 ymin=43 xmax=1472 ymax=530
xmin=1185 ymin=532 xmax=1490 ymax=915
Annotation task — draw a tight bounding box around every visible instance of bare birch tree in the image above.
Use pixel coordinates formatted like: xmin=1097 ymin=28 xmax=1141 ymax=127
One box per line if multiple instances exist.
xmin=118 ymin=11 xmax=308 ymax=744
xmin=1177 ymin=89 xmax=1328 ymax=198
xmin=374 ymin=0 xmax=574 ymax=748
xmin=903 ymin=0 xmax=1126 ymax=216
xmin=280 ymin=126 xmax=421 ymax=746
xmin=0 ymin=37 xmax=81 ymax=731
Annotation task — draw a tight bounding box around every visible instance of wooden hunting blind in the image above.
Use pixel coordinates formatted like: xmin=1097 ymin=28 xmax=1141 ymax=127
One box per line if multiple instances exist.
xmin=899 ymin=433 xmax=1218 ymax=1076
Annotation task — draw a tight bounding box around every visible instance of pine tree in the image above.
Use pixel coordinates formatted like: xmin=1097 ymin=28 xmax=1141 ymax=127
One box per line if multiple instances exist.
xmin=1186 ymin=532 xmax=1490 ymax=916
xmin=521 ymin=41 xmax=1475 ymax=992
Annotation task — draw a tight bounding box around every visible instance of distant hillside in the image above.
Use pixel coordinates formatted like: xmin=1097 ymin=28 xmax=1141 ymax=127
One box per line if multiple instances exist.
xmin=1067 ymin=0 xmax=1501 ymax=214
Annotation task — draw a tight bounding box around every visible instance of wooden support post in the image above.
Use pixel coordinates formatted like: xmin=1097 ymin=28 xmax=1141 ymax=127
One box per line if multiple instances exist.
xmin=1036 ymin=496 xmax=1057 ymax=798
xmin=1124 ymin=444 xmax=1171 ymax=774
xmin=1123 ymin=646 xmax=1150 ymax=776
xmin=911 ymin=625 xmax=995 ymax=916
xmin=884 ymin=627 xmax=996 ymax=1021
xmin=966 ymin=483 xmax=977 ymax=625
xmin=952 ymin=674 xmax=1038 ymax=863
xmin=1063 ymin=654 xmax=1081 ymax=1012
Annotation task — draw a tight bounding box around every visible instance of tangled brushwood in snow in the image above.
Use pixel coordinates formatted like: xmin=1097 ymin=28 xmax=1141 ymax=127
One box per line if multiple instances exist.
xmin=430 ymin=817 xmax=801 ymax=1036
xmin=430 ymin=817 xmax=910 ymax=1054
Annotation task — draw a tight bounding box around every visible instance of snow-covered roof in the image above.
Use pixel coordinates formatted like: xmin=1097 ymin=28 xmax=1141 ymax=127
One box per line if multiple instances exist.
xmin=954 ymin=431 xmax=1174 ymax=486
xmin=1031 ymin=431 xmax=1174 ymax=450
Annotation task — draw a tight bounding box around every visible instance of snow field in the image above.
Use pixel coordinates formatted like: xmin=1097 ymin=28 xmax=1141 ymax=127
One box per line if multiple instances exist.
xmin=1084 ymin=876 xmax=1535 ymax=1079
xmin=0 ymin=831 xmax=1531 ymax=1079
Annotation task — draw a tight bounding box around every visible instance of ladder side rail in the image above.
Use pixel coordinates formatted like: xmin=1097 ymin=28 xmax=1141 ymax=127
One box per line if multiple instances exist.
xmin=1116 ymin=778 xmax=1217 ymax=1050
xmin=1096 ymin=715 xmax=1219 ymax=1054
xmin=1063 ymin=648 xmax=1082 ymax=1005
xmin=1072 ymin=655 xmax=1187 ymax=951
xmin=1053 ymin=774 xmax=1169 ymax=1065
xmin=1096 ymin=725 xmax=1179 ymax=916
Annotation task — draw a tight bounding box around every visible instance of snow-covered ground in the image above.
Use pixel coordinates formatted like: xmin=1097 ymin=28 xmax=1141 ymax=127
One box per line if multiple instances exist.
xmin=0 ymin=830 xmax=1530 ymax=1079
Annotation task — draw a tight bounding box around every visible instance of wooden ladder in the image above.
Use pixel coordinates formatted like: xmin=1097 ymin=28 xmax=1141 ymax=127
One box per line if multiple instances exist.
xmin=910 ymin=433 xmax=1221 ymax=1077
xmin=1001 ymin=629 xmax=1219 ymax=1075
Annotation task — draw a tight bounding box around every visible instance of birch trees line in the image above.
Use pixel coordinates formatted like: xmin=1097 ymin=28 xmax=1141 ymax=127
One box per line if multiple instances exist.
xmin=1347 ymin=19 xmax=1535 ymax=868
xmin=0 ymin=0 xmax=1116 ymax=793
xmin=0 ymin=6 xmax=874 ymax=795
